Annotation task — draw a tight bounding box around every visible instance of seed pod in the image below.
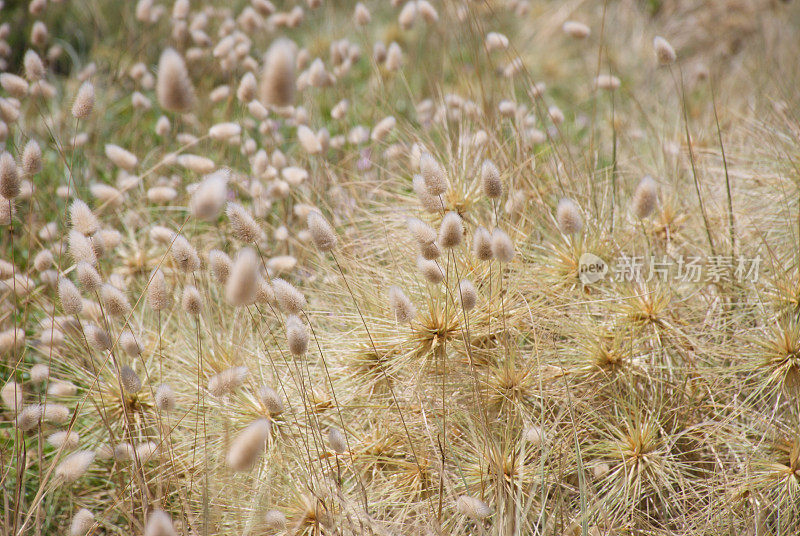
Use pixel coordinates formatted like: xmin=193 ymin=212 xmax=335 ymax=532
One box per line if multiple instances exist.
xmin=208 ymin=249 xmax=233 ymax=284
xmin=354 ymin=3 xmax=370 ymax=25
xmin=1 ymin=381 xmax=23 ymax=411
xmin=76 ymin=262 xmax=101 ymax=291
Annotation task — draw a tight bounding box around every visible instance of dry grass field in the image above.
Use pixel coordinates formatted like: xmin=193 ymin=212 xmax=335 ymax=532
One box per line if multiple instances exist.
xmin=2 ymin=0 xmax=800 ymax=534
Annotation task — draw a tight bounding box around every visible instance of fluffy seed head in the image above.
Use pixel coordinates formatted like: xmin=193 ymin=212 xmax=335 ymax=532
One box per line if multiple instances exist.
xmin=307 ymin=211 xmax=337 ymax=252
xmin=417 ymin=256 xmax=444 ymax=284
xmin=388 ymin=285 xmax=415 ymax=323
xmin=59 ymin=278 xmax=83 ymax=315
xmin=209 ymin=122 xmax=241 ymax=140
xmin=48 ymin=381 xmax=77 ymax=397
xmin=297 ymin=125 xmax=322 ymax=154
xmin=556 ymin=198 xmax=583 ymax=234
xmin=0 ymin=74 xmax=28 ymax=97
xmin=119 ymin=330 xmax=142 ymax=357
xmin=190 ymin=171 xmax=228 ymax=221
xmin=226 ymin=248 xmax=260 ymax=306
xmin=104 ymin=144 xmax=138 ymax=170
xmin=69 ymin=509 xmax=94 ymax=536
xmin=208 ymin=366 xmax=247 ymax=397
xmin=209 ymin=249 xmax=233 ymax=284
xmin=407 ymin=216 xmax=436 ymax=246
xmin=260 ymin=39 xmax=296 ymax=107
xmin=419 ymin=153 xmax=447 ymax=196
xmin=562 ymin=21 xmax=590 ymax=39
xmin=24 ymin=50 xmax=45 ymax=81
xmin=170 ymin=235 xmax=200 ymax=272
xmin=30 ymin=364 xmax=49 ymax=384
xmin=354 ymin=3 xmax=370 ymax=25
xmin=438 ymin=212 xmax=463 ymax=248
xmin=473 ymin=227 xmax=494 ymax=260
xmin=632 ymin=175 xmax=659 ymax=218
xmin=85 ymin=324 xmax=111 ymax=351
xmin=286 ymin=314 xmax=309 ymax=356
xmin=264 ymin=509 xmax=287 ymax=531
xmin=48 ymin=430 xmax=80 ymax=450
xmin=119 ymin=366 xmax=142 ymax=393
xmin=69 ymin=199 xmax=100 ymax=236
xmin=157 ymin=48 xmax=195 ymax=112
xmin=459 ymin=279 xmax=477 ymax=311
xmin=155 ymin=383 xmax=176 ymax=411
xmin=227 ymin=419 xmax=270 ymax=471
xmin=481 ymin=159 xmax=502 ymax=199
xmin=653 ymin=36 xmax=676 ymax=64
xmin=56 ymin=450 xmax=95 ymax=483
xmin=258 ymin=385 xmax=284 ymax=414
xmin=272 ymin=278 xmax=307 ymax=314
xmin=1 ymin=381 xmax=23 ymax=411
xmin=485 ymin=32 xmax=509 ymax=51
xmin=227 ymin=202 xmax=262 ymax=243
xmin=0 ymin=152 xmax=20 ymax=199
xmin=16 ymin=405 xmax=42 ymax=430
xmin=182 ymin=285 xmax=202 ymax=316
xmin=22 ymin=140 xmax=42 ymax=175
xmin=76 ymin=262 xmax=101 ymax=291
xmin=148 ymin=269 xmax=170 ymax=311
xmin=456 ymin=495 xmax=492 ymax=520
xmin=72 ymin=82 xmax=95 ymax=119
xmin=68 ymin=231 xmax=97 ymax=266
xmin=144 ymin=510 xmax=176 ymax=536
xmin=100 ymin=283 xmax=131 ymax=317
xmin=328 ymin=427 xmax=347 ymax=454
xmin=491 ymin=228 xmax=515 ymax=262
